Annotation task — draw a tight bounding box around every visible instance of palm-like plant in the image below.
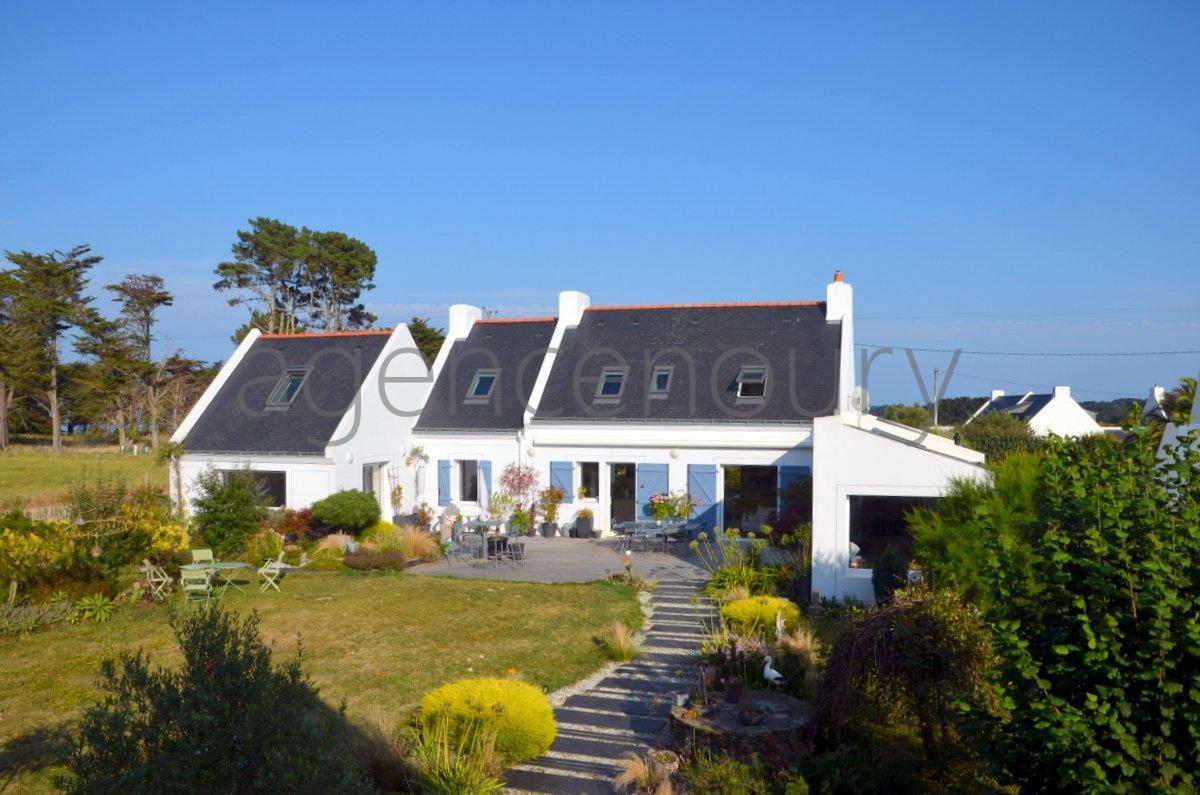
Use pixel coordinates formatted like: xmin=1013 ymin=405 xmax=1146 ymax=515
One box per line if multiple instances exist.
xmin=1144 ymin=376 xmax=1196 ymax=445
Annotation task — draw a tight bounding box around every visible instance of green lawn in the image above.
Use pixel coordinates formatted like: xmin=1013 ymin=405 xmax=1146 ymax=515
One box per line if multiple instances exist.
xmin=0 ymin=447 xmax=166 ymax=508
xmin=0 ymin=571 xmax=641 ymax=792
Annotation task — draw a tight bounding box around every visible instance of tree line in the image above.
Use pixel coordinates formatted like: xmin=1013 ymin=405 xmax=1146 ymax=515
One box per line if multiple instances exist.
xmin=1 ymin=218 xmax=446 ymax=454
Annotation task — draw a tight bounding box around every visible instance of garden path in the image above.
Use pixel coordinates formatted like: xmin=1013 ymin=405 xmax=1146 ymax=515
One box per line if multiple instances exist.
xmin=505 ymin=577 xmax=713 ymax=794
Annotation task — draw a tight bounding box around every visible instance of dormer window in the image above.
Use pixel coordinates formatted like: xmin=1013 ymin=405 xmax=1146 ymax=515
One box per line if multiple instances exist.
xmin=465 ymin=369 xmax=498 ymax=403
xmin=266 ymin=368 xmax=310 ymax=409
xmin=736 ymin=367 xmax=767 ymax=400
xmin=650 ymin=366 xmax=673 ymax=397
xmin=595 ymin=368 xmax=626 ymax=401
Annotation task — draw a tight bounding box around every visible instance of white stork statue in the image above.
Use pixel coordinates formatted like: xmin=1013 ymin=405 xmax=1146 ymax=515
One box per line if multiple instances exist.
xmin=763 ymin=655 xmax=785 ymax=688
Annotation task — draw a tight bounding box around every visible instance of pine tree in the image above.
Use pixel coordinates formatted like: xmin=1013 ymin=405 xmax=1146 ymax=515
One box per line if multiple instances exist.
xmin=2 ymin=245 xmax=102 ymax=453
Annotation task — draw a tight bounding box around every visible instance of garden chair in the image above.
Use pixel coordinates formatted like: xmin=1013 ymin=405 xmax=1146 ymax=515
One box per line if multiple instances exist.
xmin=258 ymin=551 xmax=291 ymax=593
xmin=191 ymin=548 xmax=214 ymax=566
xmin=500 ymin=535 xmax=525 ymax=566
xmin=141 ymin=559 xmax=172 ymax=600
xmin=180 ymin=568 xmax=212 ymax=603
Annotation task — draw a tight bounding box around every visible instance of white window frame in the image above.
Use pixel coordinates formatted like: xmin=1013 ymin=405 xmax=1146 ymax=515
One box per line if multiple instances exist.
xmin=465 ymin=369 xmax=499 ymax=404
xmin=595 ymin=367 xmax=627 ymax=402
xmin=736 ymin=366 xmax=767 ymax=400
xmin=649 ymin=365 xmax=673 ymax=397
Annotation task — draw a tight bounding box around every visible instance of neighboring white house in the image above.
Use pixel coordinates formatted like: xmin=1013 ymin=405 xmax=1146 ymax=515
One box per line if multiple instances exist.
xmin=170 ymin=325 xmax=432 ymax=516
xmin=413 ymin=272 xmax=987 ymax=600
xmin=966 ymin=386 xmax=1103 ymax=438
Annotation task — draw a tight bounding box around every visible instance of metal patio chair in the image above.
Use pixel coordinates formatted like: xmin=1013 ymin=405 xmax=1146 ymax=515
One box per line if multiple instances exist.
xmin=141 ymin=559 xmax=171 ymax=600
xmin=180 ymin=568 xmax=212 ymax=603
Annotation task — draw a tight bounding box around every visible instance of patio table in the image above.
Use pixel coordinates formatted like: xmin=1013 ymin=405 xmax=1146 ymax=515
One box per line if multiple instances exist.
xmin=180 ymin=561 xmax=252 ymax=595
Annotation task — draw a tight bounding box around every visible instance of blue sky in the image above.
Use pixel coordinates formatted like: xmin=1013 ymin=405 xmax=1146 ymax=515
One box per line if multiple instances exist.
xmin=2 ymin=1 xmax=1197 ymax=404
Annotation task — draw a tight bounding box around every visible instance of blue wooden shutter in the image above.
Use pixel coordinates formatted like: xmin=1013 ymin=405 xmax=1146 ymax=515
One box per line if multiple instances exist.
xmin=687 ymin=464 xmax=719 ymax=533
xmin=777 ymin=465 xmax=812 ymax=519
xmin=437 ymin=460 xmax=452 ymax=506
xmin=635 ymin=463 xmax=670 ymax=519
xmin=478 ymin=460 xmax=492 ymax=497
xmin=550 ymin=461 xmax=573 ymax=503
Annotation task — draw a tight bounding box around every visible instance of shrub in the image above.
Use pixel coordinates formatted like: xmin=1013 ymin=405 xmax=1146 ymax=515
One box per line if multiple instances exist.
xmin=367 ymin=522 xmax=441 ymax=562
xmin=719 ymin=595 xmax=800 ymax=636
xmin=979 ymin=431 xmax=1200 ymax=791
xmin=418 ymin=677 xmax=556 ymax=765
xmin=310 ymin=489 xmax=380 ymax=532
xmin=0 ymin=598 xmax=72 ymax=636
xmin=244 ymin=531 xmax=284 ymax=565
xmin=537 ymin=487 xmax=565 ymax=523
xmin=958 ymin=410 xmax=1041 ymax=461
xmin=871 ymin=544 xmax=908 ymax=604
xmin=680 ymin=752 xmax=773 ymax=794
xmin=191 ymin=467 xmax=269 ymax=557
xmin=0 ymin=517 xmax=84 ymax=604
xmin=809 ymin=585 xmax=999 ymax=769
xmin=408 ymin=715 xmax=504 ymax=794
xmin=343 ymin=550 xmax=408 ymax=570
xmin=268 ymin=508 xmax=313 ymax=539
xmin=61 ymin=605 xmax=373 ymax=793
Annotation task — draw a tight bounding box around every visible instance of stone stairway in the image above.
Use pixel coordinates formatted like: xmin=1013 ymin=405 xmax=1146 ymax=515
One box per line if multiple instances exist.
xmin=506 ymin=579 xmax=713 ymax=794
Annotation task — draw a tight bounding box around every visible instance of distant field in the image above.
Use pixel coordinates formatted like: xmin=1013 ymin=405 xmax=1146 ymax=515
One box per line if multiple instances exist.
xmin=0 ymin=446 xmax=166 ymax=508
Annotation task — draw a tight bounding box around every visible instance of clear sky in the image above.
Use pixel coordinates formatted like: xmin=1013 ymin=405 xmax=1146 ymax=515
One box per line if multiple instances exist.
xmin=2 ymin=1 xmax=1197 ymax=404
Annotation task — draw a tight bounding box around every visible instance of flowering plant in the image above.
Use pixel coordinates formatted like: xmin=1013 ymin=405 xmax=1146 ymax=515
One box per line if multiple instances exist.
xmin=648 ymin=490 xmax=698 ymax=521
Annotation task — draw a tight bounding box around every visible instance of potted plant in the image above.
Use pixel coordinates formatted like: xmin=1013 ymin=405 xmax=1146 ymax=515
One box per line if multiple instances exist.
xmin=414 ymin=502 xmax=434 ymax=530
xmin=537 ymin=486 xmax=564 ymax=537
xmin=509 ymin=507 xmax=531 ymax=536
xmin=722 ymin=675 xmax=745 ymax=704
xmin=575 ymin=507 xmax=595 ymax=539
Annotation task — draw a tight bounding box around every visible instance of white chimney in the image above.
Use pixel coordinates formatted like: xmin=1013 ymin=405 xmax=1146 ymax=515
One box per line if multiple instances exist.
xmin=991 ymin=389 xmax=1005 ymax=401
xmin=558 ymin=290 xmax=590 ymax=327
xmin=447 ymin=304 xmax=482 ymax=341
xmin=825 ymin=270 xmax=852 ymax=323
xmin=825 ymin=271 xmax=856 ymax=415
xmin=1053 ymin=385 xmax=1071 ymax=399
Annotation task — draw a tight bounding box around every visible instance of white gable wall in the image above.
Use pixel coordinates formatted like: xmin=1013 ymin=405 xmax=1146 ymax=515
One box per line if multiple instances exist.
xmin=1027 ymin=388 xmax=1103 ymax=438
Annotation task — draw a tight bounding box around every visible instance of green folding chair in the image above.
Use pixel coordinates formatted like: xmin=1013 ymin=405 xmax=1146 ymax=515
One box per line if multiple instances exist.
xmin=181 ymin=569 xmax=212 ymax=603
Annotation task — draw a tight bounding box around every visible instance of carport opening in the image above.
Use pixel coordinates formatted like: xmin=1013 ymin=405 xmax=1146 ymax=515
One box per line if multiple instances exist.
xmin=848 ymin=495 xmax=938 ymax=569
xmin=723 ymin=465 xmax=778 ymax=533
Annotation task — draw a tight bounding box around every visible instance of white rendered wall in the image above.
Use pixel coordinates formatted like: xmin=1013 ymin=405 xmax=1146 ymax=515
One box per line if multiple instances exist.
xmin=811 ymin=414 xmax=987 ymax=602
xmin=176 ymin=454 xmax=335 ymax=513
xmin=325 ymin=323 xmax=434 ymax=516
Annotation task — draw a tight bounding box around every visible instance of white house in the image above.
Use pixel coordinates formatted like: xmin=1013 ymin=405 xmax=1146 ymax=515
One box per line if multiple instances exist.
xmin=169 ymin=324 xmax=431 ymax=516
xmin=412 ymin=272 xmax=987 ymax=601
xmin=966 ymin=386 xmax=1103 ymax=438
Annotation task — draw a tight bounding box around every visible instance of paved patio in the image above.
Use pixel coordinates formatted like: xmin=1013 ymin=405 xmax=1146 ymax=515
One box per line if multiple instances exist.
xmin=407 ymin=536 xmax=709 ymax=583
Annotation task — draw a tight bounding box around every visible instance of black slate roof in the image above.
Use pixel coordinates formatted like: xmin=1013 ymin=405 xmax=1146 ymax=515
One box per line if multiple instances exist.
xmin=533 ymin=303 xmax=841 ymax=424
xmin=414 ymin=319 xmax=556 ymax=432
xmin=978 ymin=392 xmax=1053 ymax=420
xmin=183 ymin=332 xmax=391 ymax=454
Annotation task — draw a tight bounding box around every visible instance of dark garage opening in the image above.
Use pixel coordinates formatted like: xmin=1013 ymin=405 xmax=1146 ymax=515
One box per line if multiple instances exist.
xmin=848 ymin=495 xmax=938 ymax=569
xmin=723 ymin=465 xmax=777 ymax=533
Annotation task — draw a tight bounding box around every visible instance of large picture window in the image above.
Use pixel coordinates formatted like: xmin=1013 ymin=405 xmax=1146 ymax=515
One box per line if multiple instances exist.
xmin=222 ymin=470 xmax=286 ymax=508
xmin=847 ymin=495 xmax=938 ymax=569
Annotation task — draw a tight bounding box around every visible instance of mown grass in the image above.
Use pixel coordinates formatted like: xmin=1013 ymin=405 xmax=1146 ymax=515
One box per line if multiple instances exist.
xmin=0 ymin=446 xmax=166 ymax=508
xmin=0 ymin=571 xmax=642 ymax=792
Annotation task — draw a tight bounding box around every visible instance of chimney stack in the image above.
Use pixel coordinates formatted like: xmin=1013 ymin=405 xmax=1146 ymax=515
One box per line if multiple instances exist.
xmin=1053 ymin=385 xmax=1071 ymax=398
xmin=557 ymin=290 xmax=590 ymax=327
xmin=990 ymin=389 xmax=1005 ymax=401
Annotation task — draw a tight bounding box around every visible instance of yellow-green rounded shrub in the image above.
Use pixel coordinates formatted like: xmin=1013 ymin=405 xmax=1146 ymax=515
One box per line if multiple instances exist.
xmin=719 ymin=595 xmax=801 ymax=635
xmin=418 ymin=677 xmax=556 ymax=764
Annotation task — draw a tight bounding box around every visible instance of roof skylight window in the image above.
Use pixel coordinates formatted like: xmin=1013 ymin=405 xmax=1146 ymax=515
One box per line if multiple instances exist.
xmin=736 ymin=366 xmax=767 ymax=400
xmin=465 ymin=369 xmax=498 ymax=403
xmin=595 ymin=368 xmax=627 ymax=400
xmin=266 ymin=368 xmax=310 ymax=408
xmin=650 ymin=366 xmax=673 ymax=396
